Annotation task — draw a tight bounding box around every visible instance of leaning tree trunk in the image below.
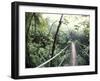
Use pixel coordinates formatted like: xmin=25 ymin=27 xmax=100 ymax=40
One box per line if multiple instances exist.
xmin=50 ymin=14 xmax=63 ymax=67
xmin=33 ymin=13 xmax=37 ymax=33
xmin=71 ymin=42 xmax=77 ymax=66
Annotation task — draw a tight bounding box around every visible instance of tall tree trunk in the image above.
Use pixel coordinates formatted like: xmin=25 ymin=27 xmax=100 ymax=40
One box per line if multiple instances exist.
xmin=33 ymin=13 xmax=37 ymax=33
xmin=71 ymin=42 xmax=77 ymax=66
xmin=50 ymin=14 xmax=63 ymax=67
xmin=26 ymin=13 xmax=34 ymax=68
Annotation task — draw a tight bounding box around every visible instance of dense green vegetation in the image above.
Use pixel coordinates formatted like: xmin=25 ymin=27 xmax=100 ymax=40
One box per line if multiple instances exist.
xmin=25 ymin=12 xmax=90 ymax=68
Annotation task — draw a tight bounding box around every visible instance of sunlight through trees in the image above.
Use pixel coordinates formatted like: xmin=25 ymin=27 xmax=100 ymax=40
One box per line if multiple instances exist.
xmin=25 ymin=12 xmax=90 ymax=68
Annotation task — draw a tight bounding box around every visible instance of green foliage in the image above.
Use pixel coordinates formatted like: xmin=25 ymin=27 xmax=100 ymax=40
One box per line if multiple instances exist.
xmin=25 ymin=13 xmax=90 ymax=68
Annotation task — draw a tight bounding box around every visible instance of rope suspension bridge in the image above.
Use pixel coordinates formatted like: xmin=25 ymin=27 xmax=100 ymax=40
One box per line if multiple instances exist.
xmin=36 ymin=45 xmax=69 ymax=68
xmin=36 ymin=41 xmax=89 ymax=68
